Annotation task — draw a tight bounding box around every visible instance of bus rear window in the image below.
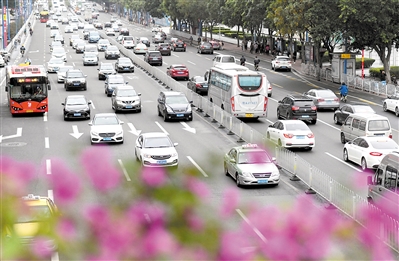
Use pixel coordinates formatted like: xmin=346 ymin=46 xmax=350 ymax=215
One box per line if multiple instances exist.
xmin=237 ymin=76 xmax=262 ymax=91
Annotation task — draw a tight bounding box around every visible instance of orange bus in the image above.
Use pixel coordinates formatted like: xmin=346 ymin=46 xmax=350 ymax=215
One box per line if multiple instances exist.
xmin=5 ymin=65 xmax=51 ymax=115
xmin=40 ymin=11 xmax=49 ymax=23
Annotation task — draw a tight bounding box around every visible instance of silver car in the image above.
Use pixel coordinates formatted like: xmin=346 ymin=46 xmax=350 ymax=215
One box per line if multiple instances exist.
xmin=303 ymin=89 xmax=340 ymax=110
xmin=83 ymin=53 xmax=99 ymax=66
xmin=47 ymin=57 xmax=65 ymax=73
xmin=57 ymin=65 xmax=74 ymax=83
xmin=104 ymin=45 xmax=120 ymax=59
xmin=111 ymin=85 xmax=141 ymax=113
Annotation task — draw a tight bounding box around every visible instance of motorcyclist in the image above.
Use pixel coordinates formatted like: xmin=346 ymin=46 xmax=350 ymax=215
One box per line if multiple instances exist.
xmin=339 ymin=82 xmax=348 ymax=101
xmin=240 ymin=55 xmax=246 ymax=66
xmin=254 ymin=56 xmax=260 ymax=70
xmin=20 ymin=45 xmax=26 ymax=55
xmin=25 ymin=57 xmax=32 ymax=65
xmin=29 ymin=28 xmax=33 ymax=35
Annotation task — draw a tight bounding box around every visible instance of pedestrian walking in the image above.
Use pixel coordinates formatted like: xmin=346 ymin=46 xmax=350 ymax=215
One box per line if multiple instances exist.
xmin=293 ymin=52 xmax=297 ymax=64
xmin=265 ymin=45 xmax=270 ymax=55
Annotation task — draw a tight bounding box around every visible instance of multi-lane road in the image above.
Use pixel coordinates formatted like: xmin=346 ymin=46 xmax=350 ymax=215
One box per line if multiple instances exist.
xmin=1 ymin=7 xmax=398 ymax=259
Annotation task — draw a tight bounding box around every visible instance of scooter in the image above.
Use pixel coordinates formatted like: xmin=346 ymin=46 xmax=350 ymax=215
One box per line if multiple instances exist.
xmin=340 ymin=94 xmax=347 ymax=103
xmin=255 ymin=64 xmax=259 ymax=71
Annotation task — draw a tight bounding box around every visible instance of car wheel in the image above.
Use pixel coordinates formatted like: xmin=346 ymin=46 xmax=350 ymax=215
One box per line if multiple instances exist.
xmin=383 ymin=102 xmax=387 ymax=112
xmin=340 ymin=133 xmax=346 ymax=144
xmin=135 ymin=149 xmax=140 ymax=161
xmin=98 ymin=76 xmax=101 ymax=80
xmin=343 ymin=149 xmax=349 ymax=162
xmin=224 ymin=163 xmax=229 ymax=176
xmin=235 ymin=173 xmax=241 ymax=187
xmin=395 ymin=107 xmax=399 ymax=117
xmin=333 ymin=115 xmax=339 ymax=125
xmin=310 ymin=119 xmax=317 ymax=124
xmin=361 ymin=157 xmax=367 ymax=171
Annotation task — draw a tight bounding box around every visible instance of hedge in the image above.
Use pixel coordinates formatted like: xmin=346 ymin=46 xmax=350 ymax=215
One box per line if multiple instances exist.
xmin=369 ymin=66 xmax=399 ymax=77
xmin=355 ymin=58 xmax=375 ymax=69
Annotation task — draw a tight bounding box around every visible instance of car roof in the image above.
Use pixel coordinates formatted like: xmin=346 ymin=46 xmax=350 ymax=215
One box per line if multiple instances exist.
xmin=278 ymin=119 xmax=308 ymax=125
xmin=171 ymin=64 xmax=186 ymax=67
xmin=287 ymin=94 xmax=313 ymax=100
xmin=349 ymin=113 xmax=389 ymax=119
xmin=141 ymin=132 xmax=169 ymax=138
xmin=66 ymin=95 xmax=86 ymax=99
xmin=162 ymin=91 xmax=185 ymax=96
xmin=107 ymin=74 xmax=124 ymax=80
xmin=115 ymin=85 xmax=134 ymax=90
xmin=233 ymin=143 xmax=267 ymax=153
xmin=118 ymin=57 xmax=131 ymax=61
xmin=67 ymin=69 xmax=82 ymax=73
xmin=94 ymin=113 xmax=117 ymax=117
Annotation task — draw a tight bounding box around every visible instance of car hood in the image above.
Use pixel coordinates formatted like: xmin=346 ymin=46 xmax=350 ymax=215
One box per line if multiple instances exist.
xmin=65 ymin=104 xmax=89 ymax=110
xmin=91 ymin=125 xmax=122 ymax=133
xmin=142 ymin=147 xmax=177 ymax=155
xmin=237 ymin=163 xmax=279 ymax=173
xmin=167 ymin=104 xmax=189 ymax=112
xmin=117 ymin=63 xmax=133 ymax=67
xmin=66 ymin=77 xmax=85 ymax=82
xmin=116 ymin=97 xmax=140 ymax=102
xmin=84 ymin=56 xmax=97 ymax=61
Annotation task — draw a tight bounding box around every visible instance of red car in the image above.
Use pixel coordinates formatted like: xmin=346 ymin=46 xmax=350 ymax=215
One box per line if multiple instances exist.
xmin=166 ymin=64 xmax=189 ymax=80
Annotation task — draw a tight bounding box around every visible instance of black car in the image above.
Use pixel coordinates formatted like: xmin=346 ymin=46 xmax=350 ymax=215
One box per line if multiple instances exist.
xmin=155 ymin=43 xmax=171 ymax=56
xmin=276 ymin=94 xmax=317 ymax=124
xmin=120 ymin=28 xmax=129 ymax=36
xmin=104 ymin=74 xmax=128 ymax=96
xmin=144 ymin=51 xmax=162 ymax=66
xmin=64 ymin=69 xmax=87 ymax=91
xmin=115 ymin=57 xmax=134 ymax=73
xmin=172 ymin=40 xmax=186 ymax=52
xmin=104 ymin=22 xmax=112 ymax=28
xmin=187 ymin=76 xmax=208 ymax=94
xmin=333 ymin=103 xmax=376 ymax=125
xmin=98 ymin=62 xmax=116 ymax=80
xmin=62 ymin=95 xmax=91 ymax=120
xmin=157 ymin=91 xmax=193 ymax=122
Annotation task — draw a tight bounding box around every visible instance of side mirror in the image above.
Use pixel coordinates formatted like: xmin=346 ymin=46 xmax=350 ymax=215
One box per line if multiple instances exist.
xmin=119 ymin=121 xmax=124 ymax=125
xmin=230 ymin=158 xmax=236 ymax=163
xmin=125 ymin=81 xmax=128 ymax=84
xmin=88 ymin=101 xmax=92 ymax=105
xmin=189 ymin=101 xmax=193 ymax=104
xmin=138 ymin=93 xmax=141 ymax=96
xmin=48 ymin=85 xmax=51 ymax=90
xmin=61 ymin=102 xmax=65 ymax=105
xmin=278 ymin=100 xmax=282 ymax=103
xmin=5 ymin=86 xmax=8 ymax=92
xmin=174 ymin=142 xmax=178 ymax=147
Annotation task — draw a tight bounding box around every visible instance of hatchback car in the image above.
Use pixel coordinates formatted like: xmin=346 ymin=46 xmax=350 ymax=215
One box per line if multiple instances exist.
xmin=105 ymin=28 xmax=115 ymax=36
xmin=83 ymin=52 xmax=99 ymax=66
xmin=197 ymin=42 xmax=214 ymax=54
xmin=97 ymin=39 xmax=110 ymax=51
xmin=333 ymin=103 xmax=376 ymax=125
xmin=224 ymin=143 xmax=280 ymax=187
xmin=47 ymin=57 xmax=65 ymax=73
xmin=56 ymin=65 xmax=74 ymax=83
xmin=144 ymin=51 xmax=163 ymax=66
xmin=166 ymin=64 xmax=189 ymax=80
xmin=115 ymin=57 xmax=134 ymax=73
xmin=267 ymin=120 xmax=315 ymax=150
xmin=135 ymin=132 xmax=179 ymax=168
xmin=104 ymin=74 xmax=128 ymax=96
xmin=64 ymin=69 xmax=87 ymax=91
xmin=172 ymin=40 xmax=186 ymax=52
xmin=54 ymin=34 xmax=65 ymax=44
xmin=111 ymin=85 xmax=141 ymax=113
xmin=187 ymin=76 xmax=208 ymax=94
xmin=383 ymin=93 xmax=399 ymax=116
xmin=89 ymin=113 xmax=124 ymax=144
xmin=62 ymin=95 xmax=91 ymax=120
xmin=302 ymin=89 xmax=340 ymax=110
xmin=155 ymin=43 xmax=171 ymax=56
xmin=157 ymin=91 xmax=193 ymax=122
xmin=98 ymin=62 xmax=116 ymax=80
xmin=343 ymin=136 xmax=399 ymax=170
xmin=271 ymin=56 xmax=292 ymax=71
xmin=104 ymin=45 xmax=120 ymax=59
xmin=276 ymin=94 xmax=317 ymax=124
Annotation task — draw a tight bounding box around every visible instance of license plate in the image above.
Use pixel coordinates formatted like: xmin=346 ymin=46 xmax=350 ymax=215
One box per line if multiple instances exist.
xmin=281 ymin=66 xmax=286 ymax=68
xmin=74 ymin=113 xmax=81 ymax=116
xmin=112 ymin=55 xmax=115 ymax=57
xmin=374 ymin=133 xmax=384 ymax=136
xmin=296 ymin=135 xmax=305 ymax=139
xmin=302 ymin=115 xmax=309 ymax=118
xmin=178 ymin=72 xmax=183 ymax=74
xmin=103 ymin=137 xmax=112 ymax=141
xmin=163 ymin=48 xmax=167 ymax=50
xmin=326 ymin=100 xmax=332 ymax=103
xmin=26 ymin=110 xmax=33 ymax=113
xmin=176 ymin=114 xmax=184 ymax=117
xmin=125 ymin=105 xmax=132 ymax=109
xmin=258 ymin=179 xmax=268 ymax=184
xmin=124 ymin=68 xmax=129 ymax=70
xmin=74 ymin=83 xmax=80 ymax=86
xmin=153 ymin=58 xmax=158 ymax=60
xmin=178 ymin=45 xmax=182 ymax=47
xmin=245 ymin=113 xmax=254 ymax=117
xmin=157 ymin=160 xmax=167 ymax=164
xmin=54 ymin=67 xmax=59 ymax=70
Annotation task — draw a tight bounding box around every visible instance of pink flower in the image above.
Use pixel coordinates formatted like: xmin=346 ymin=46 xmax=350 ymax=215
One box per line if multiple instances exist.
xmin=30 ymin=236 xmax=54 ymax=258
xmin=127 ymin=201 xmax=166 ymax=226
xmin=0 ymin=156 xmax=36 ymax=193
xmin=84 ymin=205 xmax=111 ymax=233
xmin=80 ymin=146 xmax=121 ymax=192
xmin=140 ymin=167 xmax=167 ymax=187
xmin=142 ymin=225 xmax=177 ymax=258
xmin=218 ymin=230 xmax=255 ymax=261
xmin=185 ymin=176 xmax=209 ymax=199
xmin=47 ymin=158 xmax=81 ymax=206
xmin=187 ymin=212 xmax=204 ymax=231
xmin=220 ymin=187 xmax=239 ymax=218
xmin=56 ymin=218 xmax=77 ymax=241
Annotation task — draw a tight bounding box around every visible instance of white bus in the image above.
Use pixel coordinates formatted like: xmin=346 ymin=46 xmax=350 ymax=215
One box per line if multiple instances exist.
xmin=204 ymin=63 xmax=270 ymax=119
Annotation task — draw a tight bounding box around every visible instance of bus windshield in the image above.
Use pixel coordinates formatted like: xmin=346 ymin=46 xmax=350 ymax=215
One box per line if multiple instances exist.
xmin=9 ymin=83 xmax=48 ymax=102
xmin=237 ymin=75 xmax=262 ymax=91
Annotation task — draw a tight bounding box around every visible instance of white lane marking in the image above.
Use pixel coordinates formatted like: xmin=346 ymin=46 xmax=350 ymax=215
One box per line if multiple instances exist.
xmin=118 ymin=159 xmax=131 ymax=181
xmin=69 ymin=55 xmax=72 ymax=59
xmin=163 ymin=62 xmax=168 ymax=65
xmin=155 ymin=121 xmax=169 ymax=135
xmin=325 ymin=152 xmax=362 ymax=172
xmin=48 ymin=189 xmax=54 ymax=201
xmin=187 ymin=60 xmax=195 ymax=65
xmin=51 ymin=252 xmax=59 ymax=261
xmin=43 ymin=112 xmax=48 ymax=121
xmin=236 ymin=209 xmax=267 ymax=243
xmin=205 ymin=57 xmax=211 ymax=61
xmin=317 ymin=118 xmax=341 ymax=131
xmin=172 ymin=54 xmax=179 ymax=58
xmin=46 ymin=159 xmax=52 ymax=174
xmin=0 ymin=78 xmax=5 ymax=87
xmin=186 ymin=156 xmax=208 ymax=177
xmin=45 ymin=137 xmax=50 ymax=148
xmin=89 ymin=100 xmax=95 ymax=109
xmin=72 ymin=62 xmax=75 ymax=66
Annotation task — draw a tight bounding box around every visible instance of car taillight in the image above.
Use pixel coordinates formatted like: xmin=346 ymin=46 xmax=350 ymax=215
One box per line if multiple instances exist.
xmin=318 ymin=98 xmax=325 ymax=102
xmin=264 ymin=97 xmax=268 ymax=111
xmin=275 ymin=61 xmax=279 ymax=64
xmin=283 ymin=133 xmax=294 ymax=138
xmin=196 ymin=83 xmax=201 ymax=88
xmin=389 ymin=134 xmax=392 ymax=139
xmin=231 ymin=97 xmax=235 ymax=111
xmin=370 ymin=152 xmax=383 ymax=156
xmin=291 ymin=106 xmax=300 ymax=111
xmin=311 ymin=106 xmax=317 ymax=110
xmin=334 ymin=98 xmax=339 ymax=102
xmin=307 ymin=133 xmax=314 ymax=138
xmin=184 ymin=44 xmax=186 ymax=47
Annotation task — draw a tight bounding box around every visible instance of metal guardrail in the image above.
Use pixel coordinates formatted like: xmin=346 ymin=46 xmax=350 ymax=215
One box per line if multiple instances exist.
xmin=98 ymin=25 xmax=399 ymax=253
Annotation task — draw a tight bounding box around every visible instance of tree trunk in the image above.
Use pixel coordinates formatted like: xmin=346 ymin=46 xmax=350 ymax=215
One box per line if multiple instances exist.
xmin=210 ymin=24 xmax=213 ymax=40
xmin=237 ymin=25 xmax=241 ymax=47
xmin=375 ymin=45 xmax=392 ymax=83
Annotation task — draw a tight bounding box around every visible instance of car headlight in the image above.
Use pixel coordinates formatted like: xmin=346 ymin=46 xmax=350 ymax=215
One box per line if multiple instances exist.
xmin=271 ymin=171 xmax=280 ymax=177
xmin=143 ymin=153 xmax=151 ymax=158
xmin=242 ymin=172 xmax=252 ymax=178
xmin=166 ymin=106 xmax=173 ymax=113
xmin=171 ymin=152 xmax=178 ymax=157
xmin=91 ymin=131 xmax=99 ymax=136
xmin=116 ymin=100 xmax=124 ymax=105
xmin=116 ymin=130 xmax=123 ymax=136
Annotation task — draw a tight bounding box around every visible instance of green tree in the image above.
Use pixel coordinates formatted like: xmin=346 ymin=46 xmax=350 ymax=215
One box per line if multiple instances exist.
xmin=243 ymin=0 xmax=267 ymax=41
xmin=221 ymin=0 xmax=246 ymax=46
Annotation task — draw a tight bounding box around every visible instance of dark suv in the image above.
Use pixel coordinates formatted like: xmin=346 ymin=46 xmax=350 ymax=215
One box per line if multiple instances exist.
xmin=276 ymin=94 xmax=317 ymax=124
xmin=115 ymin=57 xmax=134 ymax=73
xmin=144 ymin=51 xmax=163 ymax=66
xmin=64 ymin=69 xmax=87 ymax=91
xmin=157 ymin=91 xmax=192 ymax=122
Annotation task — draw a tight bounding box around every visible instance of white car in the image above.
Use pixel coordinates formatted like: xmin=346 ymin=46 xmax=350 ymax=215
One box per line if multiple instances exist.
xmin=133 ymin=43 xmax=148 ymax=54
xmin=50 ymin=40 xmax=63 ymax=52
xmin=51 ymin=47 xmax=67 ymax=62
xmin=135 ymin=132 xmax=179 ymax=168
xmin=47 ymin=57 xmax=65 ymax=73
xmin=71 ymin=24 xmax=78 ymax=31
xmin=50 ymin=29 xmax=60 ymax=38
xmin=83 ymin=53 xmax=99 ymax=66
xmin=97 ymin=39 xmax=110 ymax=51
xmin=0 ymin=56 xmax=6 ymax=67
xmin=266 ymin=120 xmax=315 ymax=150
xmin=64 ymin=25 xmax=73 ymax=33
xmin=112 ymin=24 xmax=120 ymax=32
xmin=57 ymin=65 xmax=74 ymax=83
xmin=89 ymin=113 xmax=124 ymax=144
xmin=271 ymin=55 xmax=292 ymax=71
xmin=115 ymin=20 xmax=122 ymax=26
xmin=78 ymin=22 xmax=85 ymax=29
xmin=122 ymin=36 xmax=135 ymax=49
xmin=343 ymin=136 xmax=399 ymax=170
xmin=383 ymin=94 xmax=399 ymax=116
xmin=105 ymin=28 xmax=115 ymax=36
xmin=151 ymin=26 xmax=161 ymax=33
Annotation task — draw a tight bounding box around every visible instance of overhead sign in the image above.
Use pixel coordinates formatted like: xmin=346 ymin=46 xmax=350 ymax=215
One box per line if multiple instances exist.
xmin=341 ymin=54 xmax=351 ymax=59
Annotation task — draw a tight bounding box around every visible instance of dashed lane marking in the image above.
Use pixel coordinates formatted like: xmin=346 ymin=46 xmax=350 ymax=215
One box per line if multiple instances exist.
xmin=118 ymin=159 xmax=131 ymax=181
xmin=187 ymin=156 xmax=208 ymax=177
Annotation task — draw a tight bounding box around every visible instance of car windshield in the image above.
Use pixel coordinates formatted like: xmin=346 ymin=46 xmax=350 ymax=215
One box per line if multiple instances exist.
xmin=370 ymin=139 xmax=399 ymax=150
xmin=124 ymin=37 xmax=133 ymax=40
xmin=98 ymin=40 xmax=109 ymax=44
xmin=119 ymin=60 xmax=132 ymax=65
xmin=68 ymin=72 xmax=84 ymax=78
xmin=117 ymin=89 xmax=137 ymax=97
xmin=316 ymin=90 xmax=335 ymax=97
xmin=195 ymin=76 xmax=205 ymax=82
xmin=17 ymin=205 xmax=52 ymax=223
xmin=353 ymin=106 xmax=375 ymax=113
xmin=108 ymin=46 xmax=118 ymax=51
xmin=93 ymin=116 xmax=119 ymax=125
xmin=144 ymin=137 xmax=172 ymax=148
xmin=285 ymin=123 xmax=309 ymax=131
xmin=85 ymin=53 xmax=97 ymax=58
xmin=173 ymin=66 xmax=186 ymax=69
xmin=67 ymin=97 xmax=86 ymax=105
xmin=52 ymin=49 xmax=65 ymax=54
xmin=165 ymin=95 xmax=188 ymax=104
xmin=101 ymin=64 xmax=114 ymax=69
xmin=277 ymin=57 xmax=289 ymax=61
xmin=238 ymin=151 xmax=271 ymax=164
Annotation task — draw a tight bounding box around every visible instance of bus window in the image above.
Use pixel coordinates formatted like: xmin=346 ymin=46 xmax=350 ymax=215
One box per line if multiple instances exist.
xmin=237 ymin=75 xmax=262 ymax=91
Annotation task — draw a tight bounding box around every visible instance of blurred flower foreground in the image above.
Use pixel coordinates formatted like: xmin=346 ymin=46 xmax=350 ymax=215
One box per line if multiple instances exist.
xmin=0 ymin=146 xmax=396 ymax=260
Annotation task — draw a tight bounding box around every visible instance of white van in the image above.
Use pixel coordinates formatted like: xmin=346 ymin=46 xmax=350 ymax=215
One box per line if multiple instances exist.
xmin=340 ymin=113 xmax=392 ymax=144
xmin=212 ymin=54 xmax=236 ymax=66
xmin=84 ymin=44 xmax=99 ymax=57
xmin=122 ymin=36 xmax=135 ymax=49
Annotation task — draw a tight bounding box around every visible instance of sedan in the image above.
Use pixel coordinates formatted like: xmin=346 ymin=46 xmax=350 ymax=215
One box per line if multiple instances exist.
xmin=89 ymin=113 xmax=124 ymax=144
xmin=271 ymin=56 xmax=291 ymax=71
xmin=104 ymin=46 xmax=120 ymax=59
xmin=133 ymin=43 xmax=148 ymax=55
xmin=209 ymin=40 xmax=221 ymax=50
xmin=78 ymin=22 xmax=84 ymax=29
xmin=56 ymin=65 xmax=74 ymax=83
xmin=64 ymin=25 xmax=73 ymax=33
xmin=333 ymin=103 xmax=376 ymax=125
xmin=134 ymin=132 xmax=179 ymax=168
xmin=115 ymin=57 xmax=134 ymax=73
xmin=62 ymin=95 xmax=91 ymax=120
xmin=266 ymin=120 xmax=315 ymax=150
xmin=197 ymin=42 xmax=213 ymax=54
xmin=166 ymin=64 xmax=189 ymax=80
xmin=152 ymin=34 xmax=164 ymax=44
xmin=383 ymin=93 xmax=399 ymax=116
xmin=155 ymin=43 xmax=171 ymax=56
xmin=105 ymin=28 xmax=115 ymax=36
xmin=187 ymin=76 xmax=208 ymax=94
xmin=303 ymin=89 xmax=340 ymax=110
xmin=120 ymin=28 xmax=129 ymax=36
xmin=343 ymin=136 xmax=399 ymax=170
xmin=97 ymin=39 xmax=110 ymax=51
xmin=139 ymin=37 xmax=150 ymax=47
xmin=112 ymin=24 xmax=120 ymax=32
xmin=83 ymin=53 xmax=99 ymax=66
xmin=47 ymin=58 xmax=65 ymax=73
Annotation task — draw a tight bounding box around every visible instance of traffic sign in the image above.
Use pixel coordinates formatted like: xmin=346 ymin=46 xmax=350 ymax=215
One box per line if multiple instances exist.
xmin=341 ymin=54 xmax=351 ymax=59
